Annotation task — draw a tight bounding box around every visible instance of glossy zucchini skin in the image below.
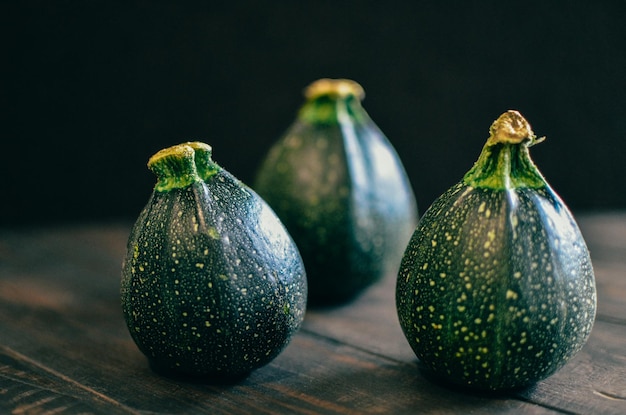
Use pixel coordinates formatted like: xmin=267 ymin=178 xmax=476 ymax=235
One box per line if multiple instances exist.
xmin=121 ymin=143 xmax=307 ymax=378
xmin=396 ymin=111 xmax=596 ymax=390
xmin=255 ymin=79 xmax=418 ymax=305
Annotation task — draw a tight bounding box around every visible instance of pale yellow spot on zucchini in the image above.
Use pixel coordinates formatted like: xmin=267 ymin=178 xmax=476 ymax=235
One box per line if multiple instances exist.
xmin=207 ymin=227 xmax=219 ymax=240
xmin=506 ymin=289 xmax=518 ymax=300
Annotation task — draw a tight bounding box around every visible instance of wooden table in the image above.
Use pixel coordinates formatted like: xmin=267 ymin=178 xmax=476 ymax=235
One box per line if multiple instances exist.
xmin=1 ymin=213 xmax=625 ymax=414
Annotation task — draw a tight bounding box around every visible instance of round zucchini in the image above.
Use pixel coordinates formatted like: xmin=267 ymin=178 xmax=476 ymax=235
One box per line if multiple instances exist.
xmin=396 ymin=111 xmax=596 ymax=390
xmin=255 ymin=79 xmax=418 ymax=305
xmin=121 ymin=142 xmax=307 ymax=378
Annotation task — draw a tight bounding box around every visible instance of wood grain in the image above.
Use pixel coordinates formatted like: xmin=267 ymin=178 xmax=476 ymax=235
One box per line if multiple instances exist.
xmin=0 ymin=214 xmax=625 ymax=414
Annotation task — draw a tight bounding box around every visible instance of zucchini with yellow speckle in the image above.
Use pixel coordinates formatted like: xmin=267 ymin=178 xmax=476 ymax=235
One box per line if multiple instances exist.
xmin=255 ymin=79 xmax=418 ymax=305
xmin=396 ymin=111 xmax=596 ymax=390
xmin=121 ymin=142 xmax=307 ymax=378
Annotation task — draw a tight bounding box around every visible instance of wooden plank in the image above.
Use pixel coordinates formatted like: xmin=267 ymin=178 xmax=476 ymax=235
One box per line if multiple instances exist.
xmin=0 ymin=224 xmax=553 ymax=414
xmin=303 ymin=268 xmax=626 ymax=415
xmin=0 ymin=345 xmax=136 ymax=415
xmin=577 ymin=213 xmax=626 ymax=323
xmin=0 ymin=309 xmax=561 ymax=415
xmin=577 ymin=212 xmax=626 ymax=256
xmin=299 ymin=213 xmax=626 ymax=414
xmin=591 ymin=263 xmax=626 ymax=323
xmin=0 ymin=219 xmax=624 ymax=414
xmin=304 ymin=272 xmax=416 ymax=363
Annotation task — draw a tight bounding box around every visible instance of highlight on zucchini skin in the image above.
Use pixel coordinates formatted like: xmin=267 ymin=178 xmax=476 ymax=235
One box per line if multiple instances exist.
xmin=396 ymin=111 xmax=596 ymax=390
xmin=121 ymin=142 xmax=307 ymax=378
xmin=254 ymin=79 xmax=418 ymax=305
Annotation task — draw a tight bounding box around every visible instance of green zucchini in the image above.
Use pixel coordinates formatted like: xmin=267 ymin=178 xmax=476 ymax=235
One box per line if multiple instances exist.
xmin=254 ymin=79 xmax=418 ymax=305
xmin=121 ymin=142 xmax=307 ymax=378
xmin=396 ymin=111 xmax=596 ymax=390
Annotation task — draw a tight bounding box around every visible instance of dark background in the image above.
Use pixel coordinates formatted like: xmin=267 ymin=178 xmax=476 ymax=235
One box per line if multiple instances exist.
xmin=3 ymin=1 xmax=626 ymax=227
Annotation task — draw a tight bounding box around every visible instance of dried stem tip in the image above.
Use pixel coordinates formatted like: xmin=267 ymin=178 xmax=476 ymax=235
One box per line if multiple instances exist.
xmin=488 ymin=110 xmax=544 ymax=146
xmin=304 ymin=78 xmax=365 ymax=101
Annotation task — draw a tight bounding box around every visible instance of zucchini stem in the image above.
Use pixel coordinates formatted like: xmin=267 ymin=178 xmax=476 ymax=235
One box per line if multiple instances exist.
xmin=463 ymin=110 xmax=547 ymax=190
xmin=488 ymin=110 xmax=545 ymax=147
xmin=148 ymin=142 xmax=221 ymax=192
xmin=304 ymin=78 xmax=365 ymax=101
xmin=298 ymin=79 xmax=369 ymax=125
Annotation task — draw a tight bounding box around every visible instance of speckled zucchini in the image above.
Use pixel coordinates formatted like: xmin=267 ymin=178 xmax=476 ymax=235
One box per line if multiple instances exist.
xmin=396 ymin=111 xmax=596 ymax=390
xmin=121 ymin=142 xmax=307 ymax=378
xmin=254 ymin=79 xmax=418 ymax=305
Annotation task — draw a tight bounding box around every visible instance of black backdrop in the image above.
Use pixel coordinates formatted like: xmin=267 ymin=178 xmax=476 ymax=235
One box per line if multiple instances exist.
xmin=3 ymin=1 xmax=626 ymax=227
